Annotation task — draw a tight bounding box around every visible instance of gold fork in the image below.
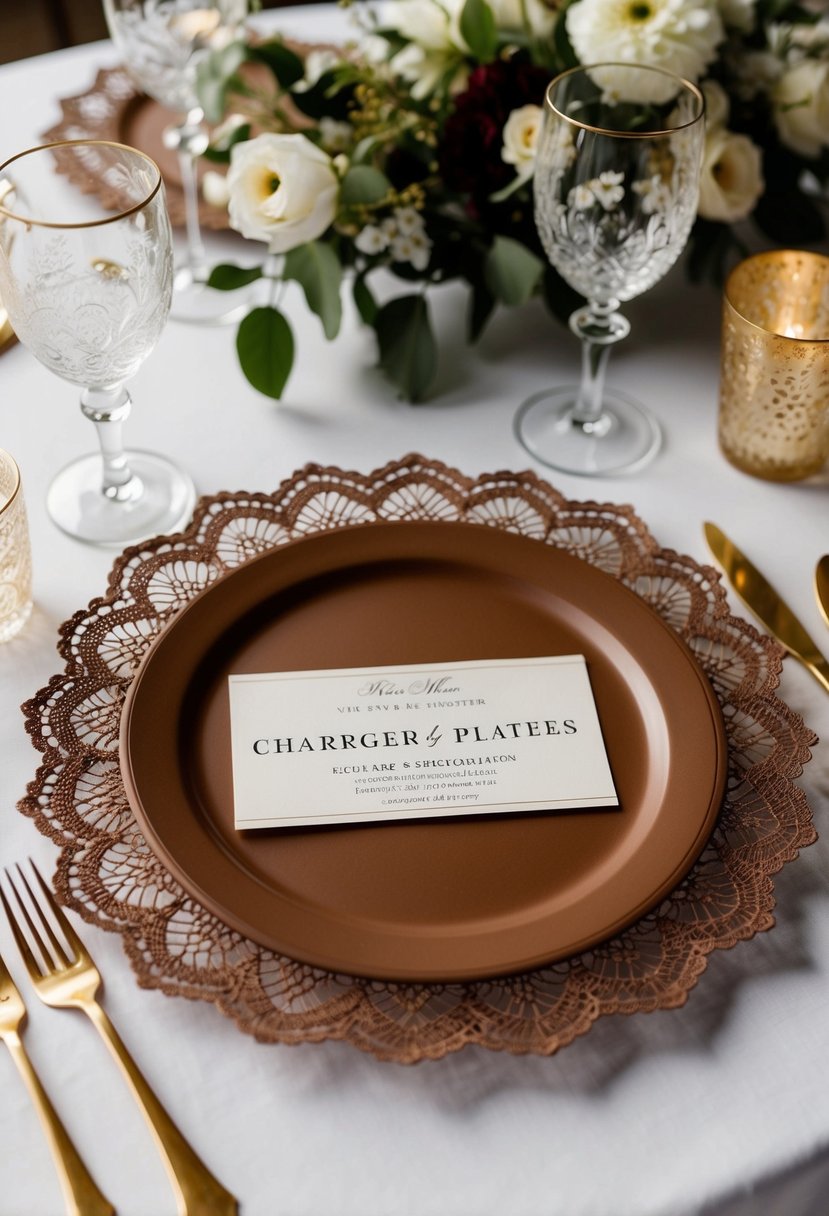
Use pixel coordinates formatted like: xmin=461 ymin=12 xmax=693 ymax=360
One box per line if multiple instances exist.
xmin=0 ymin=946 xmax=115 ymax=1215
xmin=2 ymin=862 xmax=238 ymax=1216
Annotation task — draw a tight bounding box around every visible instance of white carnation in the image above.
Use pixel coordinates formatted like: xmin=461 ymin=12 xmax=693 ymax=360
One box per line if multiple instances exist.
xmin=772 ymin=58 xmax=829 ymax=158
xmin=227 ymin=134 xmax=339 ymax=252
xmin=566 ymin=0 xmax=724 ymax=103
xmin=698 ymin=127 xmax=764 ymax=221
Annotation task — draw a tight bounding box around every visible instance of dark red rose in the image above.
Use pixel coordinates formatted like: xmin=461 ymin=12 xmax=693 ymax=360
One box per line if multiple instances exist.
xmin=439 ymin=58 xmax=551 ymax=211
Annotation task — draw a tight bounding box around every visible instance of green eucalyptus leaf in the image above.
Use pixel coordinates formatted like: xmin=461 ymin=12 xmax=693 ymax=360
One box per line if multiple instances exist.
xmin=484 ymin=236 xmax=543 ymax=307
xmin=250 ymin=40 xmax=305 ymax=88
xmin=195 ymin=39 xmax=248 ymax=123
xmin=340 ymin=165 xmax=392 ymax=206
xmin=374 ymin=295 xmax=437 ymax=402
xmin=460 ymin=0 xmax=498 ymax=61
xmin=353 ymin=272 xmax=378 ymax=325
xmin=283 ymin=242 xmax=343 ymax=340
xmin=236 ymin=306 xmax=294 ymax=399
xmin=207 ymin=263 xmax=263 ymax=291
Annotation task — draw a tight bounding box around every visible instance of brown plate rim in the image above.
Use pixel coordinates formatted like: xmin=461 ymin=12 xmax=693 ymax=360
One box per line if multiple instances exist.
xmin=120 ymin=520 xmax=728 ymax=982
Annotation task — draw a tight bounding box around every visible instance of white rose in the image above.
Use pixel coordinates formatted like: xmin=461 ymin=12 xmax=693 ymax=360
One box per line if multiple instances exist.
xmin=501 ymin=104 xmax=544 ymax=181
xmin=698 ymin=127 xmax=764 ymax=221
xmin=773 ymin=59 xmax=829 ymax=158
xmin=227 ymin=134 xmax=339 ymax=252
xmin=566 ymin=0 xmax=724 ymax=104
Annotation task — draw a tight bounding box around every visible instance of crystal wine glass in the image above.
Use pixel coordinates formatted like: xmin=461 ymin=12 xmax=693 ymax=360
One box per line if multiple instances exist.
xmin=0 ymin=140 xmax=195 ymax=546
xmin=515 ymin=64 xmax=705 ymax=476
xmin=103 ymin=0 xmax=249 ymax=325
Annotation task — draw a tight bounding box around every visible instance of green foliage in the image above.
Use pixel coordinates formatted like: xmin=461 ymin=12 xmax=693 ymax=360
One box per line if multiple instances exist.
xmin=374 ymin=295 xmax=437 ymax=401
xmin=236 ymin=307 xmax=294 ymax=399
xmin=541 ymin=265 xmax=583 ymax=326
xmin=207 ymin=263 xmax=263 ymax=291
xmin=340 ymin=166 xmax=392 ymax=206
xmin=195 ymin=40 xmax=247 ymax=124
xmin=484 ymin=237 xmax=544 ymax=307
xmin=460 ymin=0 xmax=498 ymax=62
xmin=250 ymin=40 xmax=305 ymax=89
xmin=353 ymin=273 xmax=378 ymax=325
xmin=283 ymin=242 xmax=343 ymax=340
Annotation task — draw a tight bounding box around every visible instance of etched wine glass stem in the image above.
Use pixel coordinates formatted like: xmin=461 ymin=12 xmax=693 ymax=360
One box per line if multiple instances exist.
xmin=569 ymin=300 xmax=631 ymax=431
xmin=80 ymin=385 xmax=143 ymax=503
xmin=163 ymin=109 xmax=210 ymax=284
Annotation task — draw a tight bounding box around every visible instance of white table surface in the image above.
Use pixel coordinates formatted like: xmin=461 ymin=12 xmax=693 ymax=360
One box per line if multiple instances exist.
xmin=1 ymin=9 xmax=828 ymax=1216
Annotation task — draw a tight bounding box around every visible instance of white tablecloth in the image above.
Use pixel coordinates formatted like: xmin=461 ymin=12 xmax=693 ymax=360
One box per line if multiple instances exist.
xmin=1 ymin=9 xmax=828 ymax=1215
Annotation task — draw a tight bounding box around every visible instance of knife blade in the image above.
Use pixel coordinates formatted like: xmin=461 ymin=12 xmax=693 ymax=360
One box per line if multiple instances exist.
xmin=816 ymin=555 xmax=829 ymax=630
xmin=704 ymin=522 xmax=829 ymax=695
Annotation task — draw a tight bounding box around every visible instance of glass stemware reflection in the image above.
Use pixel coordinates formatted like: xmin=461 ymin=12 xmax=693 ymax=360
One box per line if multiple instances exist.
xmin=515 ymin=64 xmax=705 ymax=476
xmin=103 ymin=0 xmax=249 ymax=324
xmin=0 ymin=140 xmax=195 ymax=546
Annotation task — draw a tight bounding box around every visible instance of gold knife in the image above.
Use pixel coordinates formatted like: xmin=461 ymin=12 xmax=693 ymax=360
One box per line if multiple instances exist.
xmin=817 ymin=555 xmax=829 ymax=630
xmin=704 ymin=522 xmax=829 ymax=695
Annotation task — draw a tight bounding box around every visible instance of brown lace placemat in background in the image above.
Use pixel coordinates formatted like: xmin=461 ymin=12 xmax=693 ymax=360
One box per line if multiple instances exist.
xmin=19 ymin=456 xmax=816 ymax=1063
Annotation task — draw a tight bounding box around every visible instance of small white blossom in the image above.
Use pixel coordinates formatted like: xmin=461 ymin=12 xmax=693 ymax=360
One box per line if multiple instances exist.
xmin=394 ymin=207 xmax=426 ymax=236
xmin=592 ymin=171 xmax=626 ymax=210
xmin=380 ymin=216 xmax=399 ymax=240
xmin=632 ymin=174 xmax=671 ymax=214
xmin=566 ymin=0 xmax=724 ymax=104
xmin=211 ymin=112 xmax=248 ymax=149
xmin=391 ymin=231 xmax=432 ymax=270
xmin=355 ymin=224 xmax=390 ymax=255
xmin=569 ymin=183 xmax=596 ymax=210
xmin=319 ymin=118 xmax=352 ymax=153
xmin=201 ymin=170 xmax=230 ymax=208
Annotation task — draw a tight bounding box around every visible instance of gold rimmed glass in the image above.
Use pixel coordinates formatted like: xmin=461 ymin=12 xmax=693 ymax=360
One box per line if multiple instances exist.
xmin=0 ymin=449 xmax=33 ymax=642
xmin=103 ymin=0 xmax=250 ymax=325
xmin=0 ymin=140 xmax=195 ymax=547
xmin=516 ymin=63 xmax=705 ymax=476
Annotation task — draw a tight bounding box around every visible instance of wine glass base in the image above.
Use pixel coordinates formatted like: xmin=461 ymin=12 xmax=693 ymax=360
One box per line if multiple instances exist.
xmin=46 ymin=450 xmax=197 ymax=547
xmin=170 ymin=265 xmax=251 ymax=326
xmin=514 ymin=386 xmax=662 ymax=477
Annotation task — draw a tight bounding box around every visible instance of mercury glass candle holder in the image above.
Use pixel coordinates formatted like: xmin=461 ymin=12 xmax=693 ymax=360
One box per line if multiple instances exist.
xmin=719 ymin=250 xmax=829 ymax=482
xmin=0 ymin=448 xmax=33 ymax=642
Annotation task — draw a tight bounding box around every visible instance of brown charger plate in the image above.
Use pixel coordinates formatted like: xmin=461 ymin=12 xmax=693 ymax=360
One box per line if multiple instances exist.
xmin=120 ymin=520 xmax=728 ymax=983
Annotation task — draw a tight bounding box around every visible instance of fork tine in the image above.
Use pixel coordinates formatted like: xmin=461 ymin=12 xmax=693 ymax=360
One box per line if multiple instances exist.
xmin=29 ymin=860 xmax=88 ymax=963
xmin=13 ymin=864 xmax=72 ymax=969
xmin=0 ymin=880 xmax=45 ymax=982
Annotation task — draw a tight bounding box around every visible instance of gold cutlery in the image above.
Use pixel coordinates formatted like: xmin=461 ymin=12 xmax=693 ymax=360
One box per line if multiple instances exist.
xmin=2 ymin=862 xmax=238 ymax=1216
xmin=704 ymin=522 xmax=829 ymax=695
xmin=816 ymin=556 xmax=829 ymax=629
xmin=0 ymin=946 xmax=115 ymax=1216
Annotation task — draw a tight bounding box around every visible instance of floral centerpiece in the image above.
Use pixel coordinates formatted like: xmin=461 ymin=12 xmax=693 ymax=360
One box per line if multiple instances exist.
xmin=197 ymin=0 xmax=829 ymax=401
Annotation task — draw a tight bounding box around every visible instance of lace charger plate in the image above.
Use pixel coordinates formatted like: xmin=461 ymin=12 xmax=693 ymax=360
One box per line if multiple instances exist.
xmin=43 ymin=66 xmax=231 ymax=231
xmin=20 ymin=456 xmax=816 ymax=1062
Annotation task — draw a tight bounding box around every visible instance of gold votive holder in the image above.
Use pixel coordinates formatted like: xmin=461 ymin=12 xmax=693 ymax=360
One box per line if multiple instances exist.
xmin=719 ymin=250 xmax=829 ymax=481
xmin=0 ymin=448 xmax=33 ymax=642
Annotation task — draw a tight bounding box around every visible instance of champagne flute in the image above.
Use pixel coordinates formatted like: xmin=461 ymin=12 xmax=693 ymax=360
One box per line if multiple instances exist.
xmin=103 ymin=0 xmax=249 ymax=325
xmin=516 ymin=63 xmax=705 ymax=476
xmin=0 ymin=140 xmax=195 ymax=546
